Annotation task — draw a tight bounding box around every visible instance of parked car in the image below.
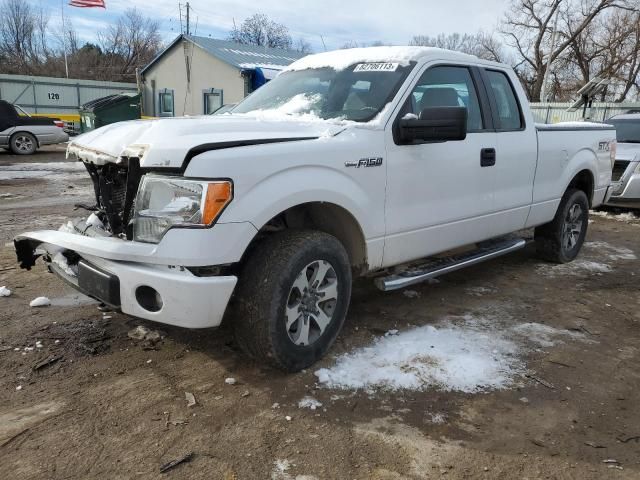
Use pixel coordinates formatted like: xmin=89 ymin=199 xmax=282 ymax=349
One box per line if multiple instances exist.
xmin=605 ymin=113 xmax=640 ymax=209
xmin=0 ymin=100 xmax=68 ymax=155
xmin=14 ymin=47 xmax=616 ymax=371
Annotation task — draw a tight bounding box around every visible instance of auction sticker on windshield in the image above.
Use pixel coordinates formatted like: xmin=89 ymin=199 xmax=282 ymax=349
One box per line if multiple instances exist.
xmin=353 ymin=63 xmax=399 ymax=72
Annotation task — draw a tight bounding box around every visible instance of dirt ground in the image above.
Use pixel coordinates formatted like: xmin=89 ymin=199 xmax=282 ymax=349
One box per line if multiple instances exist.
xmin=1 ymin=146 xmax=639 ymax=479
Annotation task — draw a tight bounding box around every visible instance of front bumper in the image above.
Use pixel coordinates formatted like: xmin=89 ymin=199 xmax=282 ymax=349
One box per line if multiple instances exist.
xmin=14 ymin=223 xmax=254 ymax=328
xmin=47 ymin=251 xmax=236 ymax=329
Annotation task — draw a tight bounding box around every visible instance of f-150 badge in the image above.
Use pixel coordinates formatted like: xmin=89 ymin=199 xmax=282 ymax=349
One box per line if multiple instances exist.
xmin=345 ymin=157 xmax=383 ymax=168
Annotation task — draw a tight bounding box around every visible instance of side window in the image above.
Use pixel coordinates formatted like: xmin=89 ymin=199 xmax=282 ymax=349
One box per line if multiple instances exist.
xmin=408 ymin=66 xmax=484 ymax=131
xmin=203 ymin=89 xmax=223 ymax=114
xmin=158 ymin=90 xmax=174 ymax=117
xmin=485 ymin=70 xmax=523 ymax=130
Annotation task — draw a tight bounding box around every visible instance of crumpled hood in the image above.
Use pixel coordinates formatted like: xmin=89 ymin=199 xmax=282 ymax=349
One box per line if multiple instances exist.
xmin=615 ymin=142 xmax=640 ymax=162
xmin=68 ymin=115 xmax=346 ymax=168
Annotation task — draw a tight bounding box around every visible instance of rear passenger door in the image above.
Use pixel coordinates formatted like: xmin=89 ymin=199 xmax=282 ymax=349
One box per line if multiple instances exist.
xmin=481 ymin=68 xmax=537 ymax=236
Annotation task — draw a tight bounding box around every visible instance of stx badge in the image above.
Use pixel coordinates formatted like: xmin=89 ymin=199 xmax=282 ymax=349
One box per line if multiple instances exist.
xmin=345 ymin=157 xmax=383 ymax=168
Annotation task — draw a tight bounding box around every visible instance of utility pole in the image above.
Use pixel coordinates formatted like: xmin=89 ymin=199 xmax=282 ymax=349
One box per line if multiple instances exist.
xmin=186 ymin=2 xmax=190 ymax=35
xmin=61 ymin=0 xmax=69 ymax=78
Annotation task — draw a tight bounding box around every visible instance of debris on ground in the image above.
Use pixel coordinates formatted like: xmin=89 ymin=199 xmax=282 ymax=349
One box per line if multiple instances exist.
xmin=402 ymin=289 xmax=420 ymax=298
xmin=33 ymin=355 xmax=62 ymax=371
xmin=0 ymin=286 xmax=11 ymax=297
xmin=225 ymin=377 xmax=237 ymax=385
xmin=159 ymin=452 xmax=194 ymax=473
xmin=185 ymin=392 xmax=197 ymax=407
xmin=15 ymin=385 xmax=22 ymax=391
xmin=525 ymin=373 xmax=555 ymax=390
xmin=584 ymin=441 xmax=606 ymax=449
xmin=298 ymin=396 xmax=322 ymax=410
xmin=285 ymin=416 xmax=292 ymax=421
xmin=241 ymin=390 xmax=250 ymax=398
xmin=127 ymin=325 xmax=161 ymax=344
xmin=384 ymin=329 xmax=399 ymax=337
xmin=29 ymin=297 xmax=51 ymax=307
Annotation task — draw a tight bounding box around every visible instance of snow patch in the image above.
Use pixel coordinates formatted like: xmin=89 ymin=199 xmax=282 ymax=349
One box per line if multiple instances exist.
xmin=0 ymin=162 xmax=84 ymax=181
xmin=286 ymin=46 xmax=473 ymax=72
xmin=52 ymin=252 xmax=77 ymax=277
xmin=0 ymin=286 xmax=11 ymax=297
xmin=85 ymin=213 xmax=104 ymax=229
xmin=298 ymin=396 xmax=322 ymax=410
xmin=537 ymin=260 xmax=612 ymax=277
xmin=591 ymin=210 xmax=639 ymax=224
xmin=271 ymin=459 xmax=318 ymax=480
xmin=50 ymin=293 xmax=97 ymax=307
xmin=315 ymin=316 xmax=589 ymax=393
xmin=585 ymin=241 xmax=637 ymax=261
xmin=29 ymin=297 xmax=51 ymax=307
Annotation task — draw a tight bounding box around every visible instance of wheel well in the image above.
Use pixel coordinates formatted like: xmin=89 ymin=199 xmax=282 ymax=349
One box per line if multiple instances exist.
xmin=244 ymin=202 xmax=368 ymax=274
xmin=567 ymin=170 xmax=594 ymax=206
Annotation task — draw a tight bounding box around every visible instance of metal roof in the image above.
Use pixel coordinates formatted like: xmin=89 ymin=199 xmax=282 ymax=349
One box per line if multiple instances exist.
xmin=141 ymin=34 xmax=306 ymax=75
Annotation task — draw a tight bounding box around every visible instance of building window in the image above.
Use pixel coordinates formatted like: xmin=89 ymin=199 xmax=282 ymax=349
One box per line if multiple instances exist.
xmin=203 ymin=89 xmax=223 ymax=114
xmin=158 ymin=90 xmax=174 ymax=117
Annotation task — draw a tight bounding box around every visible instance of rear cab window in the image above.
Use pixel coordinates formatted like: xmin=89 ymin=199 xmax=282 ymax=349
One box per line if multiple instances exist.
xmin=484 ymin=70 xmax=524 ymax=130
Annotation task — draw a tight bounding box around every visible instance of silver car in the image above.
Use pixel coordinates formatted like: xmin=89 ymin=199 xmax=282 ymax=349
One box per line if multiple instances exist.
xmin=607 ymin=113 xmax=640 ymax=209
xmin=0 ymin=101 xmax=69 ymax=155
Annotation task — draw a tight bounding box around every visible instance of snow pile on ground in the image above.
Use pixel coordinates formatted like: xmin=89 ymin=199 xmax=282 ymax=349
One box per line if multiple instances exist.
xmin=315 ymin=315 xmax=587 ymax=393
xmin=50 ymin=293 xmax=97 ymax=307
xmin=585 ymin=241 xmax=637 ymax=261
xmin=0 ymin=286 xmax=11 ymax=297
xmin=591 ymin=210 xmax=639 ymax=224
xmin=271 ymin=459 xmax=318 ymax=480
xmin=29 ymin=297 xmax=51 ymax=307
xmin=0 ymin=162 xmax=85 ymax=181
xmin=537 ymin=260 xmax=612 ymax=277
xmin=316 ymin=318 xmax=522 ymax=393
xmin=298 ymin=396 xmax=323 ymax=410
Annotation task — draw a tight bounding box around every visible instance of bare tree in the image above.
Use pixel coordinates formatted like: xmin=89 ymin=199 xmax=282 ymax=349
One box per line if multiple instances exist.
xmin=99 ymin=8 xmax=162 ymax=81
xmin=229 ymin=14 xmax=293 ymax=50
xmin=295 ymin=38 xmax=313 ymax=54
xmin=500 ymin=0 xmax=638 ymax=101
xmin=0 ymin=0 xmax=50 ymax=74
xmin=409 ymin=32 xmax=505 ymax=61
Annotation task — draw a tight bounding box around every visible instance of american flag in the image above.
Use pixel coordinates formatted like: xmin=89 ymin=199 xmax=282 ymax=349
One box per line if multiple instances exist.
xmin=69 ymin=0 xmax=106 ymax=7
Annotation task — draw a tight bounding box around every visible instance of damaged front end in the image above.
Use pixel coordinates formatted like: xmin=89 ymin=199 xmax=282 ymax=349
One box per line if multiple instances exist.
xmin=15 ymin=146 xmax=143 ymax=271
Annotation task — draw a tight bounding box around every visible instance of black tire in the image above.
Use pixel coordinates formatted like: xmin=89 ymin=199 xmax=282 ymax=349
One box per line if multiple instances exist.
xmin=535 ymin=188 xmax=589 ymax=263
xmin=10 ymin=132 xmax=37 ymax=155
xmin=233 ymin=230 xmax=352 ymax=372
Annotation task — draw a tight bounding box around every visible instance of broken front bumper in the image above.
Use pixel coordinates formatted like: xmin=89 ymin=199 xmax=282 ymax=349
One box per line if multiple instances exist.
xmin=14 ymin=223 xmax=256 ymax=328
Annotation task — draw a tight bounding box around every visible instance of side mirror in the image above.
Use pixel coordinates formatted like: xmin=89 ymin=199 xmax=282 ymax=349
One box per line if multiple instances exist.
xmin=398 ymin=106 xmax=467 ymax=144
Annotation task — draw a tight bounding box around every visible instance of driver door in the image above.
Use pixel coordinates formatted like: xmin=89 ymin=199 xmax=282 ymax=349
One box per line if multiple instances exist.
xmin=383 ymin=64 xmax=498 ymax=267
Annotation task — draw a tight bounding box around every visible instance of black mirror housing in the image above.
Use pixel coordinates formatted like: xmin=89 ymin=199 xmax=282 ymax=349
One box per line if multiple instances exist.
xmin=398 ymin=106 xmax=467 ymax=144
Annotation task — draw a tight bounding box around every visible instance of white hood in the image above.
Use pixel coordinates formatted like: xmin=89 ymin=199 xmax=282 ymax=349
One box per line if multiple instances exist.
xmin=68 ymin=115 xmax=346 ymax=169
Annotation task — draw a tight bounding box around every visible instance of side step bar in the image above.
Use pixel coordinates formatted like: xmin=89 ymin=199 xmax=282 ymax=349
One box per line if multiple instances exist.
xmin=375 ymin=238 xmax=527 ymax=292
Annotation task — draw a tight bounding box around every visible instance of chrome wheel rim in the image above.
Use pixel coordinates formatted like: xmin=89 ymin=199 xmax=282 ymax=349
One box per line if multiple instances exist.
xmin=285 ymin=260 xmax=338 ymax=346
xmin=14 ymin=135 xmax=34 ymax=153
xmin=562 ymin=203 xmax=583 ymax=250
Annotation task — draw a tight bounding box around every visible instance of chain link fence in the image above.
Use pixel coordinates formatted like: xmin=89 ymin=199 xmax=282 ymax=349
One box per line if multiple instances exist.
xmin=530 ymin=102 xmax=640 ymax=124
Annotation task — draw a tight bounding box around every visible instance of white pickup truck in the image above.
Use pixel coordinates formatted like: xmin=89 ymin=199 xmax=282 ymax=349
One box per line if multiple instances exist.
xmin=15 ymin=47 xmax=616 ymax=371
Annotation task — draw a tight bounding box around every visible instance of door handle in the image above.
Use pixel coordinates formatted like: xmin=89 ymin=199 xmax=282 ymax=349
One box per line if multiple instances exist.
xmin=480 ymin=148 xmax=496 ymax=167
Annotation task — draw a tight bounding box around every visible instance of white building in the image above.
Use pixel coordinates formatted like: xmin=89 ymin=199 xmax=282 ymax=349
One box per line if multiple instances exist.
xmin=140 ymin=34 xmax=306 ymax=117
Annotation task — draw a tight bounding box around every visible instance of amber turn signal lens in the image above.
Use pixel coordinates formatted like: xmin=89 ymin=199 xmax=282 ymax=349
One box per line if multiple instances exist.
xmin=203 ymin=181 xmax=233 ymax=224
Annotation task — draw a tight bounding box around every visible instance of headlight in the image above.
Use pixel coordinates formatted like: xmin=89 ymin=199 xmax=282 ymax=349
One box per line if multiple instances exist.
xmin=132 ymin=175 xmax=232 ymax=243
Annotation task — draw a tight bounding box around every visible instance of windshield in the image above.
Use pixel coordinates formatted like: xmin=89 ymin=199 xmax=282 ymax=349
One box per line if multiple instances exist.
xmin=232 ymin=63 xmax=415 ymax=122
xmin=608 ymin=119 xmax=640 ymax=143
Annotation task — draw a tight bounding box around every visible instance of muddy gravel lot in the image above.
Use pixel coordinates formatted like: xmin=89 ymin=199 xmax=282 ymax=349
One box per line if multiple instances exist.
xmin=1 ymin=147 xmax=639 ymax=479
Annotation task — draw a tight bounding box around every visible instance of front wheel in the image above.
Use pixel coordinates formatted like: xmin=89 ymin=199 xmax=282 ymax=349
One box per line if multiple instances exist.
xmin=233 ymin=230 xmax=352 ymax=372
xmin=535 ymin=188 xmax=589 ymax=263
xmin=10 ymin=132 xmax=37 ymax=155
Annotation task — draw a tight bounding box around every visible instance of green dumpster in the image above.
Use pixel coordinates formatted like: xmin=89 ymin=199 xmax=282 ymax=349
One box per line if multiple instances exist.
xmin=80 ymin=93 xmax=141 ymax=133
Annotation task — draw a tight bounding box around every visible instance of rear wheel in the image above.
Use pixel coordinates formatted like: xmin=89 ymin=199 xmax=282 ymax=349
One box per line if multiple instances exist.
xmin=535 ymin=188 xmax=589 ymax=263
xmin=233 ymin=230 xmax=352 ymax=372
xmin=10 ymin=132 xmax=37 ymax=155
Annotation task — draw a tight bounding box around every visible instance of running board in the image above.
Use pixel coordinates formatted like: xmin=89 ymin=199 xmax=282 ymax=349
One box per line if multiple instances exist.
xmin=375 ymin=238 xmax=527 ymax=292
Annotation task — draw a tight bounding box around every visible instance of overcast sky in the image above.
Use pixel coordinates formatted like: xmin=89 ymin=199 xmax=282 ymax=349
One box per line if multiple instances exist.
xmin=36 ymin=0 xmax=509 ymax=51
